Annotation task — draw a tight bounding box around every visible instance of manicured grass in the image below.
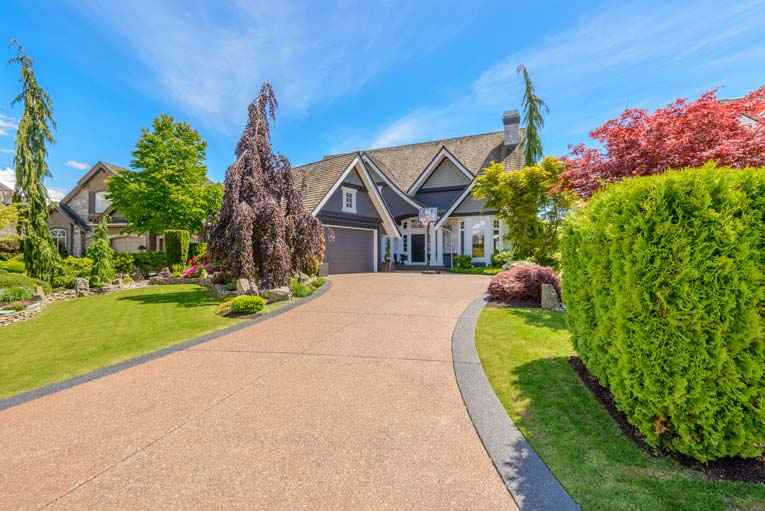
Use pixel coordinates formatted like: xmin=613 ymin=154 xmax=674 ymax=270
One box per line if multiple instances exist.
xmin=475 ymin=307 xmax=765 ymax=511
xmin=0 ymin=285 xmax=246 ymax=399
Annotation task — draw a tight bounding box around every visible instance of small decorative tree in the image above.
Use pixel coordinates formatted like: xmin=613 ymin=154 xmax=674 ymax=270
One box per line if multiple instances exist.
xmin=87 ymin=217 xmax=115 ymax=287
xmin=209 ymin=83 xmax=323 ymax=288
xmin=384 ymin=239 xmax=391 ymax=263
xmin=164 ymin=229 xmax=190 ymax=268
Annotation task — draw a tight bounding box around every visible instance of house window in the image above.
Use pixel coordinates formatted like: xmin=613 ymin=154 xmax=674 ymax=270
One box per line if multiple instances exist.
xmin=94 ymin=191 xmax=111 ymax=213
xmin=403 ymin=234 xmax=408 ymax=253
xmin=493 ymin=219 xmax=501 ymax=254
xmin=50 ymin=228 xmax=66 ymax=253
xmin=403 ymin=221 xmax=408 ymax=229
xmin=410 ymin=219 xmax=423 ymax=229
xmin=341 ymin=186 xmax=357 ymax=213
xmin=459 ymin=221 xmax=465 ymax=254
xmin=472 ymin=219 xmax=485 ymax=258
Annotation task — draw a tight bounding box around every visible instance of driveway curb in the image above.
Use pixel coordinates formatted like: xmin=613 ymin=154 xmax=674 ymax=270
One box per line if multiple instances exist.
xmin=452 ymin=295 xmax=580 ymax=511
xmin=0 ymin=280 xmax=333 ymax=412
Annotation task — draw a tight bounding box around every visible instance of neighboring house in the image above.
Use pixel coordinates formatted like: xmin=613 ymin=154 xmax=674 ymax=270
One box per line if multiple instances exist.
xmin=293 ymin=110 xmax=524 ymax=273
xmin=47 ymin=161 xmax=161 ymax=256
xmin=0 ymin=182 xmax=15 ymax=243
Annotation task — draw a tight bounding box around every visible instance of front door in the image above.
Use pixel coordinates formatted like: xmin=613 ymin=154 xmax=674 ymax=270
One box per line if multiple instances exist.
xmin=411 ymin=234 xmax=425 ymax=263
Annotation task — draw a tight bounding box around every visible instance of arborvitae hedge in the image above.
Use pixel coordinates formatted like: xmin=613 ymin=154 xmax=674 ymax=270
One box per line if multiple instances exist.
xmin=164 ymin=230 xmax=190 ymax=268
xmin=561 ymin=164 xmax=765 ymax=462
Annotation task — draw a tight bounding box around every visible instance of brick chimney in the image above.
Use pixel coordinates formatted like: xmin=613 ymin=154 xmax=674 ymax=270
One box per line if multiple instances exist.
xmin=503 ymin=110 xmax=520 ymax=146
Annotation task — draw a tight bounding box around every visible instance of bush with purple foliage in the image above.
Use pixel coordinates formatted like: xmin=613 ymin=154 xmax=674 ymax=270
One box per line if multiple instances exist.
xmin=487 ymin=263 xmax=561 ymax=304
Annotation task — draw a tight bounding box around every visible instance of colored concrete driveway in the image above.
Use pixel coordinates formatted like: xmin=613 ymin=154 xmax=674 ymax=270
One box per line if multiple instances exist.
xmin=0 ymin=273 xmax=517 ymax=510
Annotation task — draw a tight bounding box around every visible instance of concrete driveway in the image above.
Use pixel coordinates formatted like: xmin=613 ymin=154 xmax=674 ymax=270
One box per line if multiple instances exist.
xmin=0 ymin=273 xmax=516 ymax=510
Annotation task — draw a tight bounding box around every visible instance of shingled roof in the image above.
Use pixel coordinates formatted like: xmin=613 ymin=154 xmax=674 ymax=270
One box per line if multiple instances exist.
xmin=293 ymin=130 xmax=525 ymax=212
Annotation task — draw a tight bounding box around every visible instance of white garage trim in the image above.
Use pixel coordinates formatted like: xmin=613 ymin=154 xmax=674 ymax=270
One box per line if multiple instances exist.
xmin=324 ymin=224 xmax=378 ymax=273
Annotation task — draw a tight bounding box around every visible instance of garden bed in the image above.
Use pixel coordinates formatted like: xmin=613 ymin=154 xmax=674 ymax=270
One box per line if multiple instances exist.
xmin=569 ymin=356 xmax=765 ymax=484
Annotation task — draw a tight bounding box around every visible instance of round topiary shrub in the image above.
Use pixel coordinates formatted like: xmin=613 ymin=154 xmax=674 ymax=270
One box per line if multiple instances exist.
xmin=487 ymin=263 xmax=561 ymax=304
xmin=561 ymin=164 xmax=765 ymax=462
xmin=229 ymin=295 xmax=266 ymax=314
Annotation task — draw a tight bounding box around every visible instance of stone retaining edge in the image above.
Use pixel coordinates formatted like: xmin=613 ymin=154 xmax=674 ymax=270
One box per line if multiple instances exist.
xmin=0 ymin=280 xmax=333 ymax=412
xmin=451 ymin=295 xmax=581 ymax=511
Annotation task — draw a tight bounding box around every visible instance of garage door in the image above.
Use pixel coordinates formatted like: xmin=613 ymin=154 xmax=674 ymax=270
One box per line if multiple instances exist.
xmin=110 ymin=236 xmax=146 ymax=253
xmin=323 ymin=226 xmax=374 ymax=274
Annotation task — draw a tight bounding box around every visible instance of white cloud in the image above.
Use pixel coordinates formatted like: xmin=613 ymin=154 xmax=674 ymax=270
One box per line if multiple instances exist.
xmin=0 ymin=167 xmax=67 ymax=203
xmin=0 ymin=148 xmax=13 ymax=154
xmin=67 ymin=1 xmax=477 ymax=132
xmin=0 ymin=115 xmax=18 ymax=136
xmin=66 ymin=160 xmax=90 ymax=170
xmin=367 ymin=0 xmax=765 ymax=151
xmin=0 ymin=168 xmax=14 ymax=189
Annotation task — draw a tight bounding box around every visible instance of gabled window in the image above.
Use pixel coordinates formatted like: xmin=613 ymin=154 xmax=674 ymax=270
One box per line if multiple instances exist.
xmin=94 ymin=191 xmax=111 ymax=213
xmin=341 ymin=186 xmax=357 ymax=214
xmin=50 ymin=228 xmax=66 ymax=253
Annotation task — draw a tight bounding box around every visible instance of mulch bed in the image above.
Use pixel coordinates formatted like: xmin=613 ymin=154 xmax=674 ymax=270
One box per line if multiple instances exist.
xmin=486 ymin=299 xmax=541 ymax=309
xmin=569 ymin=356 xmax=765 ymax=484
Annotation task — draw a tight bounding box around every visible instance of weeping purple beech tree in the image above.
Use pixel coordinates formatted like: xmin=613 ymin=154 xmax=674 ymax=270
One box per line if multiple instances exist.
xmin=209 ymin=83 xmax=323 ymax=288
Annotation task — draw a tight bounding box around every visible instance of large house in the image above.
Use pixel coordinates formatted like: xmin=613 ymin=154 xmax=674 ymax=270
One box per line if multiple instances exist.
xmin=294 ymin=110 xmax=524 ymax=273
xmin=47 ymin=162 xmax=161 ymax=256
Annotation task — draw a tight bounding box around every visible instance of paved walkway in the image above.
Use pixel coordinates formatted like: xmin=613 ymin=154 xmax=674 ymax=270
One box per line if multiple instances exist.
xmin=0 ymin=274 xmax=517 ymax=510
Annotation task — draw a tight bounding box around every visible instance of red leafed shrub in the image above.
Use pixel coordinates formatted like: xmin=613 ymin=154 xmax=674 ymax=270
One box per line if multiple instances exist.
xmin=488 ymin=263 xmax=561 ymax=304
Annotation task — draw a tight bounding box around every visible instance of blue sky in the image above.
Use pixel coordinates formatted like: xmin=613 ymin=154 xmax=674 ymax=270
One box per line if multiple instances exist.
xmin=1 ymin=0 xmax=764 ymax=198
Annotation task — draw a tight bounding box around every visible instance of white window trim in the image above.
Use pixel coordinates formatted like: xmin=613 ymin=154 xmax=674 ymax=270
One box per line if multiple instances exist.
xmin=341 ymin=186 xmax=357 ymax=214
xmin=51 ymin=228 xmax=67 ymax=252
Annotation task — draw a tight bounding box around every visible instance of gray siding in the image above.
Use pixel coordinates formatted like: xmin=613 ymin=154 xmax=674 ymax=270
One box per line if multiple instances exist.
xmin=381 ymin=186 xmax=418 ymax=218
xmin=320 ymin=185 xmax=378 ymax=218
xmin=454 ymin=193 xmax=488 ymax=214
xmin=414 ymin=188 xmax=463 ymax=212
xmin=343 ymin=168 xmax=364 ymax=187
xmin=420 ymin=159 xmax=470 ymax=190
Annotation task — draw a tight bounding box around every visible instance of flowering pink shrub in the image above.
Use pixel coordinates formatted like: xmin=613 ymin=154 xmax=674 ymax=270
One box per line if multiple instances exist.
xmin=487 ymin=263 xmax=561 ymax=304
xmin=182 ymin=263 xmax=214 ymax=278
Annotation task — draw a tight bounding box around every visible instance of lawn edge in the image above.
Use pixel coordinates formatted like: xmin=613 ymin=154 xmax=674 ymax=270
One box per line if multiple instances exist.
xmin=451 ymin=295 xmax=581 ymax=511
xmin=0 ymin=279 xmax=333 ymax=412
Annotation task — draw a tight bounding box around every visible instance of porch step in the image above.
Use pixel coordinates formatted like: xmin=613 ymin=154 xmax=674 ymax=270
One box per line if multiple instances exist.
xmin=394 ymin=265 xmax=449 ymax=272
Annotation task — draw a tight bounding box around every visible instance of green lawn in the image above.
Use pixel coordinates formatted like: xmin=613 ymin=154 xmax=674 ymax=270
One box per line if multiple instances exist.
xmin=0 ymin=285 xmax=246 ymax=399
xmin=475 ymin=307 xmax=765 ymax=511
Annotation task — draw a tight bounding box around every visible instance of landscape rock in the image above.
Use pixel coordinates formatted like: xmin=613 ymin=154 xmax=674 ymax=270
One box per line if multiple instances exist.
xmin=32 ymin=285 xmax=47 ymax=305
xmin=212 ymin=284 xmax=234 ymax=301
xmin=268 ymin=286 xmax=291 ymax=303
xmin=297 ymin=272 xmax=311 ymax=283
xmin=133 ymin=269 xmax=144 ymax=281
xmin=236 ymin=278 xmax=258 ymax=296
xmin=74 ymin=278 xmax=89 ymax=297
xmin=149 ymin=276 xmax=163 ymax=285
xmin=112 ymin=278 xmax=123 ymax=286
xmin=541 ymin=283 xmax=562 ymax=310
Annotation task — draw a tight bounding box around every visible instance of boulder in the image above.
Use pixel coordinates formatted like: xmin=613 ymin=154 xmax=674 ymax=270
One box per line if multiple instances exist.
xmin=149 ymin=276 xmax=163 ymax=285
xmin=132 ymin=270 xmax=144 ymax=281
xmin=74 ymin=278 xmax=89 ymax=297
xmin=212 ymin=284 xmax=233 ymax=301
xmin=297 ymin=272 xmax=311 ymax=283
xmin=112 ymin=278 xmax=123 ymax=286
xmin=540 ymin=284 xmax=562 ymax=310
xmin=32 ymin=285 xmax=47 ymax=305
xmin=236 ymin=278 xmax=258 ymax=296
xmin=268 ymin=286 xmax=291 ymax=303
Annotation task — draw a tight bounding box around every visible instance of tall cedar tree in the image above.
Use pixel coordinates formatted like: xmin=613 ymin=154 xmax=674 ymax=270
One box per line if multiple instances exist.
xmin=517 ymin=65 xmax=548 ymax=167
xmin=9 ymin=41 xmax=60 ymax=282
xmin=209 ymin=83 xmax=323 ymax=288
xmin=86 ymin=216 xmax=116 ymax=287
xmin=561 ymin=85 xmax=765 ymax=197
xmin=107 ymin=114 xmax=222 ymax=235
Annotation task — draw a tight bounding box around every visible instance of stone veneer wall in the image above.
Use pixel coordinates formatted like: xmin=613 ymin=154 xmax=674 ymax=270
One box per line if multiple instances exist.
xmin=69 ymin=188 xmax=89 ymax=219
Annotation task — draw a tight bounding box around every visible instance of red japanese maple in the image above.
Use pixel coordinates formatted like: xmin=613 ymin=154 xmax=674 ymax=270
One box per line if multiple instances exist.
xmin=560 ymin=86 xmax=765 ymax=197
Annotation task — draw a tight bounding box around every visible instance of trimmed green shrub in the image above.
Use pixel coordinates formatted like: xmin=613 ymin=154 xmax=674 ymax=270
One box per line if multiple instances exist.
xmin=0 ymin=260 xmax=25 ymax=273
xmin=309 ymin=277 xmax=325 ymax=289
xmin=132 ymin=251 xmax=166 ymax=274
xmin=1 ymin=285 xmax=34 ymax=302
xmin=87 ymin=218 xmax=116 ymax=287
xmin=561 ymin=164 xmax=765 ymax=462
xmin=290 ymin=280 xmax=313 ymax=297
xmin=0 ymin=273 xmax=50 ymax=293
xmin=453 ymin=254 xmax=473 ymax=269
xmin=229 ymin=295 xmax=266 ymax=314
xmin=490 ymin=249 xmax=513 ymax=267
xmin=188 ymin=242 xmax=207 ymax=261
xmin=113 ymin=253 xmax=134 ymax=275
xmin=449 ymin=266 xmax=502 ymax=275
xmin=165 ymin=230 xmax=190 ymax=268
